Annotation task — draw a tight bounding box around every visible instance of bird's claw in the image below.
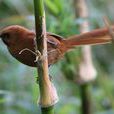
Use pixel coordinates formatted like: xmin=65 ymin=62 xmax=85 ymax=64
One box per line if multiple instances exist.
xmin=34 ymin=50 xmax=42 ymax=62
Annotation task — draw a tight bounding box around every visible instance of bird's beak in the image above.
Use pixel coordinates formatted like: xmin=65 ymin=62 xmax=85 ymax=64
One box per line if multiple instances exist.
xmin=0 ymin=28 xmax=5 ymax=39
xmin=0 ymin=32 xmax=1 ymax=37
xmin=0 ymin=30 xmax=3 ymax=38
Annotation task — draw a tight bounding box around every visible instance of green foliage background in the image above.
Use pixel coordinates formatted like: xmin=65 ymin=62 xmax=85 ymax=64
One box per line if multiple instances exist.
xmin=0 ymin=0 xmax=114 ymax=114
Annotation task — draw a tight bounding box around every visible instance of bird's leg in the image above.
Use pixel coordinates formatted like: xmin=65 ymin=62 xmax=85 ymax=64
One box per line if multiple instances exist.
xmin=49 ymin=74 xmax=53 ymax=81
xmin=34 ymin=50 xmax=42 ymax=62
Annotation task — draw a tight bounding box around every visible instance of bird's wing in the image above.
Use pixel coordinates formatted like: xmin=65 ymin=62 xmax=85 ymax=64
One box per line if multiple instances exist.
xmin=47 ymin=32 xmax=64 ymax=41
xmin=46 ymin=32 xmax=64 ymax=48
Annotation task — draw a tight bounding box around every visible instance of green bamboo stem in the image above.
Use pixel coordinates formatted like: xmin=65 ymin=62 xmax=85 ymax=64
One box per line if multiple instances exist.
xmin=41 ymin=106 xmax=54 ymax=114
xmin=34 ymin=0 xmax=44 ymax=52
xmin=33 ymin=0 xmax=58 ymax=114
xmin=80 ymin=84 xmax=91 ymax=114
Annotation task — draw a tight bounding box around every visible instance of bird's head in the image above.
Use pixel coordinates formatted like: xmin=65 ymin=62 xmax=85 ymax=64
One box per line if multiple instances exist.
xmin=0 ymin=25 xmax=35 ymax=47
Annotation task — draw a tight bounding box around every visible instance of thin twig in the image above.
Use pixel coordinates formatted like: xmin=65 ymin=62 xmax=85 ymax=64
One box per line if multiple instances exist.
xmin=19 ymin=48 xmax=42 ymax=62
xmin=103 ymin=17 xmax=114 ymax=42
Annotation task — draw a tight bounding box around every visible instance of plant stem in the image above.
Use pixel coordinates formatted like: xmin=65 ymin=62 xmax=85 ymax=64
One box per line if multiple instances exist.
xmin=41 ymin=106 xmax=54 ymax=114
xmin=33 ymin=0 xmax=58 ymax=114
xmin=80 ymin=84 xmax=91 ymax=114
xmin=74 ymin=0 xmax=97 ymax=114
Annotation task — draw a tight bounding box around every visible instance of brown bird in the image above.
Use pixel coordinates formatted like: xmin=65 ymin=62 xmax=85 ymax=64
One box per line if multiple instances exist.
xmin=0 ymin=25 xmax=112 ymax=67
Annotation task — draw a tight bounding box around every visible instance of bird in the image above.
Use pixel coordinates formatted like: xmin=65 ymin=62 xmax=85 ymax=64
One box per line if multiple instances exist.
xmin=0 ymin=25 xmax=113 ymax=67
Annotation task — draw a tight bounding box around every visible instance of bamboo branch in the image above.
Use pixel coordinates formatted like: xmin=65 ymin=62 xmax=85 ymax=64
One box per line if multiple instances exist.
xmin=33 ymin=0 xmax=58 ymax=113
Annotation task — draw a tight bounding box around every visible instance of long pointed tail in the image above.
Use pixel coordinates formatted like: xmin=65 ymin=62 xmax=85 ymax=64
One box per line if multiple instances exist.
xmin=63 ymin=26 xmax=113 ymax=49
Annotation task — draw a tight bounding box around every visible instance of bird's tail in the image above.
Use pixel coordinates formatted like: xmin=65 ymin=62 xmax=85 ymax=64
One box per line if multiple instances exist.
xmin=63 ymin=27 xmax=113 ymax=50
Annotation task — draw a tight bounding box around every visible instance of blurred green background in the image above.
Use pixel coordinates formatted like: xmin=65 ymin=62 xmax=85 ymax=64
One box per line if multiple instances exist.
xmin=0 ymin=0 xmax=114 ymax=114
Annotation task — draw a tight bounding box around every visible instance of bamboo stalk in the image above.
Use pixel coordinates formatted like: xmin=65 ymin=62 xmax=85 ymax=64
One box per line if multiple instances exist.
xmin=80 ymin=84 xmax=91 ymax=114
xmin=33 ymin=0 xmax=58 ymax=113
xmin=74 ymin=0 xmax=97 ymax=114
xmin=41 ymin=106 xmax=54 ymax=114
